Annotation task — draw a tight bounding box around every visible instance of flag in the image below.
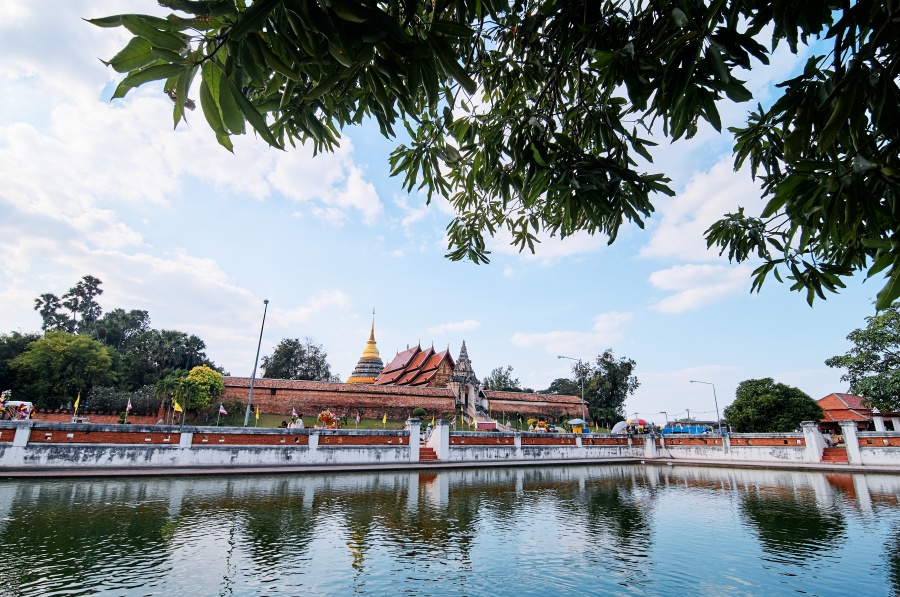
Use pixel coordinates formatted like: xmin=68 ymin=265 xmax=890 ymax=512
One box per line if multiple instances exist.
xmin=126 ymin=399 xmax=132 ymax=413
xmin=219 ymin=404 xmax=227 ymax=415
xmin=382 ymin=413 xmax=387 ymax=424
xmin=431 ymin=416 xmax=435 ymax=426
xmin=255 ymin=405 xmax=259 ymax=420
xmin=356 ymin=412 xmax=360 ymax=424
xmin=291 ymin=407 xmax=298 ymax=418
xmin=173 ymin=400 xmax=183 ymax=413
xmin=450 ymin=417 xmax=456 ymax=427
xmin=74 ymin=392 xmax=80 ymax=411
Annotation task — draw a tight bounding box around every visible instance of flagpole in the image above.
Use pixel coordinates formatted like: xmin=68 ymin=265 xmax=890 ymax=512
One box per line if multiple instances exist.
xmin=216 ymin=411 xmax=220 ymax=427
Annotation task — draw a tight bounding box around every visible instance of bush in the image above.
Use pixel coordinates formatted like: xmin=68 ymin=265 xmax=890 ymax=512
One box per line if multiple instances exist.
xmin=85 ymin=385 xmax=160 ymax=416
xmin=412 ymin=407 xmax=427 ymax=417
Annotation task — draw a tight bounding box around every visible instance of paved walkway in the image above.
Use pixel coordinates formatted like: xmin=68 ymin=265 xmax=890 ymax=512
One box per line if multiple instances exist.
xmin=3 ymin=456 xmax=900 ymax=478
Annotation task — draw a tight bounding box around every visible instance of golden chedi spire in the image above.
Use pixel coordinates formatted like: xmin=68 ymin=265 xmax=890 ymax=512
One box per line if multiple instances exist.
xmin=347 ymin=311 xmax=384 ymax=384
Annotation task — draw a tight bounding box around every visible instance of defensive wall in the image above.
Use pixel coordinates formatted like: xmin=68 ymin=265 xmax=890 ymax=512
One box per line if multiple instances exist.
xmin=221 ymin=377 xmax=455 ymax=420
xmin=2 ymin=419 xmax=900 ymax=473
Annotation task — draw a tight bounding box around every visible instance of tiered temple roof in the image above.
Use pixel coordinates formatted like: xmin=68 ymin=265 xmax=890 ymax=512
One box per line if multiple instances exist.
xmin=346 ymin=320 xmax=385 ymax=384
xmin=374 ymin=344 xmax=455 ymax=387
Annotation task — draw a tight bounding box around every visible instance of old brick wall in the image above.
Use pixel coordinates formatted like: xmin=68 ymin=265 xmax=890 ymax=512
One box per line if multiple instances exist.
xmin=222 ymin=377 xmax=456 ymax=419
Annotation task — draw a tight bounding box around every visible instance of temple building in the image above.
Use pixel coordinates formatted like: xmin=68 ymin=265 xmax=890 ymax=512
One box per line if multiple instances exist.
xmin=222 ymin=324 xmax=582 ymax=422
xmin=374 ymin=344 xmax=454 ymax=387
xmin=346 ymin=320 xmax=385 ymax=384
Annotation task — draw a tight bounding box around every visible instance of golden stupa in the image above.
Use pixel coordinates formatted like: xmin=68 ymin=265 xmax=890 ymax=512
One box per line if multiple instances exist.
xmin=346 ymin=317 xmax=384 ymax=384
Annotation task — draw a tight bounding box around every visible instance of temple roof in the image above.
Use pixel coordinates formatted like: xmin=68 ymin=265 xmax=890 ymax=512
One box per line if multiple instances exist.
xmin=374 ymin=344 xmax=454 ymax=387
xmin=346 ymin=319 xmax=384 ymax=384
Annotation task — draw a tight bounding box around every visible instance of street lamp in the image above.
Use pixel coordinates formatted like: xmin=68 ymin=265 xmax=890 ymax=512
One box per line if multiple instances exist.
xmin=558 ymin=355 xmax=586 ymax=422
xmin=690 ymin=380 xmax=722 ymax=433
xmin=244 ymin=299 xmax=269 ymax=427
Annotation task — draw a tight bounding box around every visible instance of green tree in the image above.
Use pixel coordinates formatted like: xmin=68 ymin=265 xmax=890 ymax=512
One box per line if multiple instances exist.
xmin=10 ymin=331 xmax=116 ymax=409
xmin=724 ymin=378 xmax=823 ymax=432
xmin=261 ymin=337 xmax=337 ymax=381
xmin=581 ymin=350 xmax=639 ymax=425
xmin=92 ymin=1 xmax=900 ymax=306
xmin=0 ymin=331 xmax=41 ymax=398
xmin=96 ymin=308 xmax=151 ymax=353
xmin=483 ymin=365 xmax=524 ymax=392
xmin=175 ymin=365 xmax=225 ymax=410
xmin=541 ymin=377 xmax=581 ymax=396
xmin=825 ymin=306 xmax=900 ymax=411
xmin=33 ymin=293 xmax=68 ymax=332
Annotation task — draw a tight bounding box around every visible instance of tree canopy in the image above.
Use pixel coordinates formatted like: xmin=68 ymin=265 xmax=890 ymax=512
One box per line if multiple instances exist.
xmin=175 ymin=364 xmax=225 ymax=410
xmin=483 ymin=365 xmax=532 ymax=392
xmin=10 ymin=331 xmax=117 ymax=408
xmin=92 ymin=1 xmax=900 ymax=306
xmin=826 ymin=305 xmax=900 ymax=411
xmin=261 ymin=337 xmax=338 ymax=381
xmin=582 ymin=349 xmax=639 ymax=424
xmin=723 ymin=377 xmax=822 ymax=432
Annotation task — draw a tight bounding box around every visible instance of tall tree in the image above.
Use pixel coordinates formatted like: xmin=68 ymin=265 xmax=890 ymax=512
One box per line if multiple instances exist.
xmin=724 ymin=378 xmax=823 ymax=432
xmin=92 ymin=1 xmax=900 ymax=306
xmin=541 ymin=377 xmax=581 ymax=397
xmin=33 ymin=293 xmax=67 ymax=332
xmin=825 ymin=306 xmax=900 ymax=411
xmin=483 ymin=365 xmax=526 ymax=392
xmin=97 ymin=308 xmax=151 ymax=353
xmin=261 ymin=337 xmax=337 ymax=381
xmin=0 ymin=331 xmax=41 ymax=397
xmin=10 ymin=331 xmax=116 ymax=409
xmin=582 ymin=350 xmax=639 ymax=424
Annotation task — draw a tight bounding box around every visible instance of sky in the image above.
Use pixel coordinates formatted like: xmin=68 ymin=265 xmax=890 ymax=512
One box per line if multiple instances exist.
xmin=0 ymin=2 xmax=881 ymax=425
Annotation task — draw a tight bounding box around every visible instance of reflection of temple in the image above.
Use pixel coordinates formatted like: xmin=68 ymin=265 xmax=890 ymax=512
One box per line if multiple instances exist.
xmin=222 ymin=323 xmax=581 ymax=420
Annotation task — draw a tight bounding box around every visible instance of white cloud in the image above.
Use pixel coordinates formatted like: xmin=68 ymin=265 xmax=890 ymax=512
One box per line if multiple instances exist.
xmin=649 ymin=264 xmax=752 ymax=313
xmin=272 ymin=291 xmax=351 ymax=328
xmin=641 ymin=159 xmax=762 ymax=263
xmin=511 ymin=311 xmax=632 ymax=355
xmin=426 ymin=319 xmax=481 ymax=335
xmin=489 ymin=228 xmax=609 ymax=264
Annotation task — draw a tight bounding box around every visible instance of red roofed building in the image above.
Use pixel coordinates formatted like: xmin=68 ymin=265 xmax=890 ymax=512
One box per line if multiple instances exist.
xmin=818 ymin=393 xmax=872 ymax=432
xmin=375 ymin=344 xmax=455 ymax=387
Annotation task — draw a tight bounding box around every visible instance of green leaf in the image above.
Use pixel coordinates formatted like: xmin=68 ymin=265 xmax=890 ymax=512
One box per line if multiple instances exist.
xmin=222 ymin=76 xmax=282 ymax=148
xmin=229 ymin=0 xmax=282 ymax=40
xmin=112 ymin=63 xmax=186 ymax=99
xmin=121 ymin=15 xmax=187 ymax=52
xmin=104 ymin=36 xmax=156 ymax=73
xmin=199 ymin=71 xmax=228 ymax=135
xmin=723 ymin=82 xmax=752 ymax=103
xmin=430 ymin=37 xmax=477 ymax=95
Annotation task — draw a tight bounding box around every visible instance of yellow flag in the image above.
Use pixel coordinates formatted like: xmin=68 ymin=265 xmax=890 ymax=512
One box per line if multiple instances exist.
xmin=431 ymin=416 xmax=435 ymax=426
xmin=173 ymin=400 xmax=183 ymax=413
xmin=382 ymin=413 xmax=387 ymax=424
xmin=256 ymin=405 xmax=259 ymax=420
xmin=73 ymin=392 xmax=80 ymax=411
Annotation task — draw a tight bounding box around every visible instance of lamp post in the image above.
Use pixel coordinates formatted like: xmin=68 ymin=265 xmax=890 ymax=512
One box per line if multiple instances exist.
xmin=690 ymin=380 xmax=722 ymax=433
xmin=558 ymin=355 xmax=586 ymax=422
xmin=244 ymin=299 xmax=269 ymax=427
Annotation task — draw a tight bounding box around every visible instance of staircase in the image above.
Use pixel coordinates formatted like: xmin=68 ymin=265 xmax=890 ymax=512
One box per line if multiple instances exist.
xmin=419 ymin=446 xmax=438 ymax=462
xmin=822 ymin=447 xmax=849 ymax=463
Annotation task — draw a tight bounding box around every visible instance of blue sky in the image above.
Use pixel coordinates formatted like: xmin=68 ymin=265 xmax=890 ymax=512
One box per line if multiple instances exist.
xmin=0 ymin=2 xmax=880 ymax=424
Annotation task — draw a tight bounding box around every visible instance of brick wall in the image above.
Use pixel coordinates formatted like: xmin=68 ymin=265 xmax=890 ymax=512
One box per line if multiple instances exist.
xmin=222 ymin=377 xmax=455 ymax=419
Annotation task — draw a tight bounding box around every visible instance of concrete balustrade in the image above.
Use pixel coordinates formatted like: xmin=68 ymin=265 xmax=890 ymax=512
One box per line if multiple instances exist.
xmin=4 ymin=419 xmax=900 ymax=473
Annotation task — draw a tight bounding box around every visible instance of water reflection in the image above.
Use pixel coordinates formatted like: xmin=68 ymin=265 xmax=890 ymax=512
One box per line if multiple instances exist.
xmin=0 ymin=465 xmax=897 ymax=595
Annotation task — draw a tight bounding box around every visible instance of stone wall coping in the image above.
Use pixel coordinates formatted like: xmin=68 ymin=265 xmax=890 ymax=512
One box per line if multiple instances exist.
xmin=859 ymin=431 xmax=900 ymax=437
xmin=0 ymin=421 xmax=409 ymax=436
xmin=224 ymin=377 xmax=454 ymax=397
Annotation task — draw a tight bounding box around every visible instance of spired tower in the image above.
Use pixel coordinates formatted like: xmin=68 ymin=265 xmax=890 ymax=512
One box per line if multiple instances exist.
xmin=346 ymin=316 xmax=385 ymax=384
xmin=450 ymin=340 xmax=479 ymax=411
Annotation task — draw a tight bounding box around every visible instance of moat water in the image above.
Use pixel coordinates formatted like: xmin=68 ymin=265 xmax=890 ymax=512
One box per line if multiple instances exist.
xmin=1 ymin=464 xmax=898 ymax=596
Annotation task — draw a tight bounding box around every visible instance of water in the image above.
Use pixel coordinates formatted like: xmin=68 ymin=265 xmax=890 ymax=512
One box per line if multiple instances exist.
xmin=0 ymin=465 xmax=897 ymax=596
